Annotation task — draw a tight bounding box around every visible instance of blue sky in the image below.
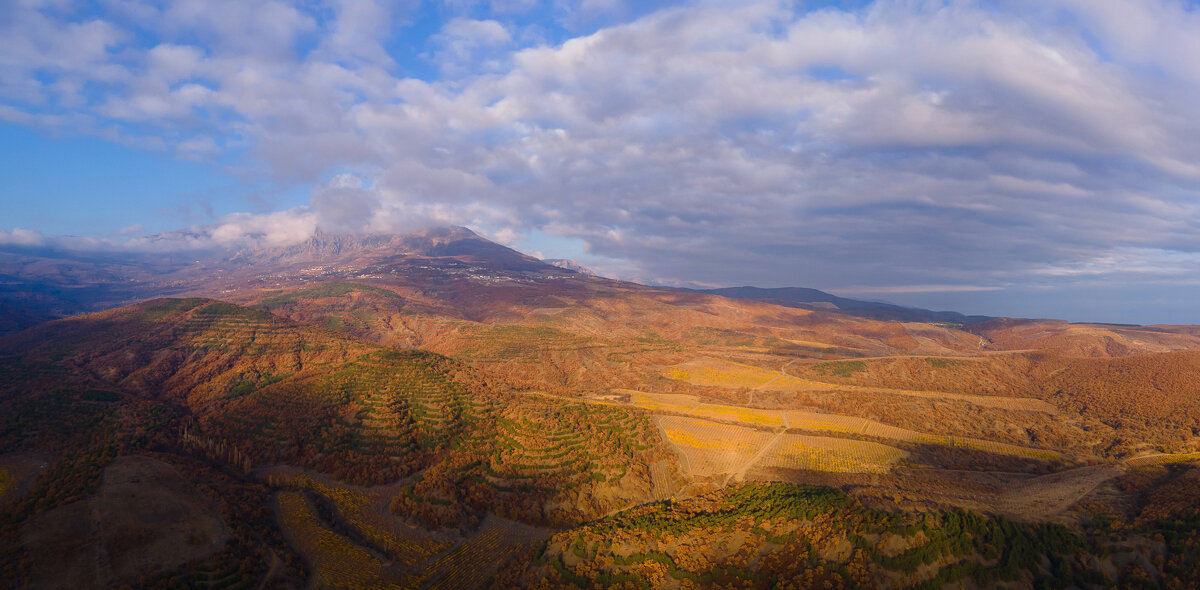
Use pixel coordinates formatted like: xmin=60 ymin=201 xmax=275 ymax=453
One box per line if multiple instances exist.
xmin=3 ymin=0 xmax=1200 ymax=324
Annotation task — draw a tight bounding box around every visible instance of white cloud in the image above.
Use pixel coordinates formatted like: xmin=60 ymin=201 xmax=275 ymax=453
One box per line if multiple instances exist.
xmin=428 ymin=18 xmax=513 ymax=76
xmin=0 ymin=228 xmax=45 ymax=247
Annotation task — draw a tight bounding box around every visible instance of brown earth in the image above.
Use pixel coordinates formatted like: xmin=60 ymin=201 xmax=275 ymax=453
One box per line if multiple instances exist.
xmin=21 ymin=455 xmax=229 ymax=589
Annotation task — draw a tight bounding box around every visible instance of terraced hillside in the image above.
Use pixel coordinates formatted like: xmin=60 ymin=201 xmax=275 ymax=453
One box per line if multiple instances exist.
xmin=515 ymin=482 xmax=1091 ymax=590
xmin=0 ymin=298 xmax=683 ymax=588
xmin=393 ymin=399 xmax=673 ymax=528
xmin=4 ymin=228 xmax=1200 ymax=589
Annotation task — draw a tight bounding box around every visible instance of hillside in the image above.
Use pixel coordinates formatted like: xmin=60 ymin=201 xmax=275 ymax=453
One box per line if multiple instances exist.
xmin=0 ymin=299 xmax=679 ymax=587
xmin=694 ymin=286 xmax=993 ymax=325
xmin=2 ymin=230 xmax=1200 ymax=588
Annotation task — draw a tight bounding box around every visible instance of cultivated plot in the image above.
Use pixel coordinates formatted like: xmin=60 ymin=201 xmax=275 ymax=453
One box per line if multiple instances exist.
xmin=422 ymin=514 xmax=544 ymax=590
xmin=276 ymin=490 xmax=400 ymax=589
xmin=664 ymin=357 xmax=1058 ymax=413
xmin=622 ymin=390 xmax=1060 ymax=461
xmin=656 ymin=416 xmax=776 ymax=478
xmin=285 ymin=474 xmax=451 ymax=566
xmin=783 ymin=410 xmax=1062 ymax=461
xmin=665 ymin=358 xmax=833 ymax=390
xmin=656 ymin=415 xmax=908 ymax=478
xmin=757 ymin=434 xmax=908 ymax=474
xmin=1125 ymin=451 xmax=1200 ymax=467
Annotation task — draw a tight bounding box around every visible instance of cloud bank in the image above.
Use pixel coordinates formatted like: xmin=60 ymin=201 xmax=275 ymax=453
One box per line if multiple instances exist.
xmin=3 ymin=0 xmax=1200 ymax=322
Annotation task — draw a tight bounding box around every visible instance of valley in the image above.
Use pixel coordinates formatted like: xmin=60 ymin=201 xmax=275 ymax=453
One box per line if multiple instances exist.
xmin=1 ymin=229 xmax=1199 ymax=588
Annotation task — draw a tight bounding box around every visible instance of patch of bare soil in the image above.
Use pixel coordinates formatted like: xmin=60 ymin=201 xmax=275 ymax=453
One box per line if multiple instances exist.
xmin=21 ymin=454 xmax=230 ymax=589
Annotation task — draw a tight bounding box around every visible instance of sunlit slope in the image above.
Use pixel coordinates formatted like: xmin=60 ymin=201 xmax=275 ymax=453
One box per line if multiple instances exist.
xmin=785 ymin=351 xmax=1200 ymax=455
xmin=254 ymin=280 xmax=994 ymax=358
xmin=975 ymin=318 xmax=1200 ymax=356
xmin=621 ymin=391 xmax=1060 ymax=463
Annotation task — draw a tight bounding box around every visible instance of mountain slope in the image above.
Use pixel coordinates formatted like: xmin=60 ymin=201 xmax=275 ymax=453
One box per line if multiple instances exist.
xmin=0 ymin=297 xmax=672 ymax=521
xmin=694 ymin=285 xmax=993 ymax=324
xmin=0 ymin=226 xmax=569 ymax=335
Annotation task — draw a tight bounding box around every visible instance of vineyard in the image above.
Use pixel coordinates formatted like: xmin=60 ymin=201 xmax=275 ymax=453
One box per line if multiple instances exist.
xmin=516 ymin=482 xmax=1090 ymax=590
xmin=452 ymin=324 xmax=601 ymax=361
xmin=757 ymin=434 xmax=907 ymax=474
xmin=422 ymin=516 xmax=543 ymax=590
xmin=622 ymin=390 xmax=785 ymax=428
xmin=656 ymin=416 xmax=776 ymax=477
xmin=276 ymin=491 xmax=397 ymax=589
xmin=383 ymin=399 xmax=670 ymax=528
xmin=195 ymin=348 xmax=490 ymax=485
xmin=257 ymin=282 xmax=406 ymax=311
xmin=180 ymin=301 xmax=313 ymax=354
xmin=273 ymin=475 xmax=546 ymax=590
xmin=479 ymin=402 xmax=659 ymax=501
xmin=666 ymin=358 xmax=804 ymax=389
xmin=285 ymin=474 xmax=451 ymax=566
xmin=664 ymin=356 xmax=1058 ymax=412
xmin=619 ymin=390 xmax=1059 ymax=462
xmin=1125 ymin=451 xmax=1200 ymax=468
xmin=782 ymin=410 xmax=1062 ymax=461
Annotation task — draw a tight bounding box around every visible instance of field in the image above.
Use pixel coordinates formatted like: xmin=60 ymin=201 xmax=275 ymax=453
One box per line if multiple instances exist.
xmin=272 ymin=472 xmax=548 ymax=590
xmin=665 ymin=357 xmax=1058 ymax=412
xmin=516 ymin=482 xmax=1090 ymax=590
xmin=1125 ymin=451 xmax=1200 ymax=467
xmin=19 ymin=456 xmax=231 ymax=590
xmin=618 ymin=390 xmax=1060 ymax=462
xmin=280 ymin=473 xmax=451 ymax=566
xmin=665 ymin=357 xmax=832 ymax=390
xmin=655 ymin=415 xmax=910 ymax=478
xmin=656 ymin=416 xmax=776 ymax=478
xmin=757 ymin=434 xmax=907 ymax=474
xmin=275 ymin=490 xmax=396 ymax=589
xmin=872 ymin=464 xmax=1126 ymax=522
xmin=421 ymin=515 xmax=544 ymax=590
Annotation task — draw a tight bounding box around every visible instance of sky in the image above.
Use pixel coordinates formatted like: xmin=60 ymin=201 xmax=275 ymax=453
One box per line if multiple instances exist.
xmin=2 ymin=0 xmax=1200 ymax=324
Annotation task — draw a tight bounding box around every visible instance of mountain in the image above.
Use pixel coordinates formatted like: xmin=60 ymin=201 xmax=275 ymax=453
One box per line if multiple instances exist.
xmin=221 ymin=226 xmax=556 ymax=274
xmin=692 ymin=285 xmax=994 ymax=324
xmin=0 ymin=226 xmax=571 ymax=335
xmin=4 ymin=227 xmax=1200 ymax=588
xmin=542 ymin=258 xmax=595 ymax=276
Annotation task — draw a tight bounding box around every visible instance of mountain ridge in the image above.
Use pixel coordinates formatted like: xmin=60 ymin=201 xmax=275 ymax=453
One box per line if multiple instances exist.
xmin=690 ymin=285 xmax=995 ymax=325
